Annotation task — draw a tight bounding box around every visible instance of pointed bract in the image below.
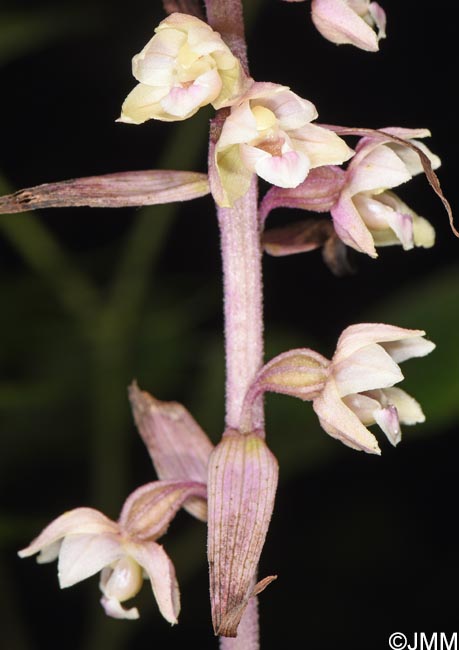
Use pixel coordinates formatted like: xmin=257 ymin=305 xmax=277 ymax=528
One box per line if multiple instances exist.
xmin=0 ymin=170 xmax=210 ymax=215
xmin=207 ymin=430 xmax=278 ymax=637
xmin=128 ymin=382 xmax=213 ymax=521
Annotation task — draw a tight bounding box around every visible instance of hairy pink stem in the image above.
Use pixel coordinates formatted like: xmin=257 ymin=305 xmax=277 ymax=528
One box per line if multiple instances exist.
xmin=216 ymin=180 xmax=264 ymax=431
xmin=205 ymin=0 xmax=248 ymax=68
xmin=205 ymin=1 xmax=265 ymax=646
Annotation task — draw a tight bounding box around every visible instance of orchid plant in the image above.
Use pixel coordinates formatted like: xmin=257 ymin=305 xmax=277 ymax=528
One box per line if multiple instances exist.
xmin=2 ymin=0 xmax=456 ymax=648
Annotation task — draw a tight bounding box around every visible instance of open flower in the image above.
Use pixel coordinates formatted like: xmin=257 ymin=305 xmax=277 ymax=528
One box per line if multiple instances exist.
xmin=213 ymin=82 xmax=353 ymax=206
xmin=244 ymin=323 xmax=435 ymax=455
xmin=18 ymin=480 xmax=206 ymax=622
xmin=331 ymin=128 xmax=440 ymax=257
xmin=311 ymin=0 xmax=386 ymax=52
xmin=312 ymin=323 xmax=435 ymax=453
xmin=118 ymin=12 xmax=246 ymax=124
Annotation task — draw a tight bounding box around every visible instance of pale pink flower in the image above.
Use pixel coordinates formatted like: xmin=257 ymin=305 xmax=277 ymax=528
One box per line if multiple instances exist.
xmin=311 ymin=0 xmax=386 ymax=52
xmin=244 ymin=324 xmax=435 ymax=455
xmin=313 ymin=323 xmax=435 ymax=453
xmin=118 ymin=12 xmax=246 ymax=124
xmin=331 ymin=128 xmax=441 ymax=257
xmin=212 ymin=82 xmax=353 ymax=207
xmin=18 ymin=480 xmax=206 ymax=622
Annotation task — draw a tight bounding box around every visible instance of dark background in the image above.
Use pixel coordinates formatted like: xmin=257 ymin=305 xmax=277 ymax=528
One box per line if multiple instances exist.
xmin=1 ymin=1 xmax=458 ymax=649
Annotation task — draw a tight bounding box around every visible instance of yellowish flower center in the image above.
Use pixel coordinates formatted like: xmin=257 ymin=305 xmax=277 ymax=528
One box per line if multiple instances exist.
xmin=252 ymin=105 xmax=277 ymax=132
xmin=177 ymin=42 xmax=201 ymax=68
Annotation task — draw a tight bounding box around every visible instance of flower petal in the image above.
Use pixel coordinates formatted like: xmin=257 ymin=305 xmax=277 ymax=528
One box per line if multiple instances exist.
xmin=258 ymin=89 xmax=318 ymax=131
xmin=160 ymin=69 xmax=222 ymax=117
xmin=18 ymin=508 xmax=118 ymax=559
xmin=100 ymin=595 xmax=140 ymax=620
xmin=290 ymin=123 xmax=353 ymax=168
xmin=333 ymin=323 xmax=429 ymax=364
xmin=58 ymin=533 xmax=122 ymax=588
xmin=373 ymin=405 xmax=401 ymax=446
xmin=382 ymin=387 xmax=425 ymax=425
xmin=119 ymin=480 xmax=207 ymax=536
xmin=118 ymin=83 xmax=174 ymax=124
xmin=333 ymin=343 xmax=403 ymax=396
xmin=353 ymin=193 xmax=414 ymax=250
xmin=313 ymin=379 xmax=381 ymax=454
xmin=133 ymin=31 xmax=184 ymax=80
xmin=250 ymin=149 xmax=310 ymax=188
xmin=413 ymin=214 xmax=435 ymax=248
xmin=331 ymin=191 xmax=378 ymax=257
xmin=311 ymin=0 xmax=380 ymax=52
xmin=217 ymin=101 xmax=259 ymax=150
xmin=347 ymin=144 xmax=412 ymax=196
xmin=381 ymin=336 xmax=436 ymax=363
xmin=127 ymin=541 xmax=180 ymax=625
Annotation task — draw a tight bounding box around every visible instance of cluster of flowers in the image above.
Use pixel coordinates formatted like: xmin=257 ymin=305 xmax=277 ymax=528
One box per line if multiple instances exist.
xmin=117 ymin=11 xmax=438 ymax=257
xmin=17 ymin=3 xmax=440 ymax=639
xmin=20 ymin=323 xmax=434 ymax=625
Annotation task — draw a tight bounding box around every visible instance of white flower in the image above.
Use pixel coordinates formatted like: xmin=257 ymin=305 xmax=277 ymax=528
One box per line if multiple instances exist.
xmin=311 ymin=0 xmax=386 ymax=52
xmin=213 ymin=82 xmax=353 ymax=207
xmin=118 ymin=12 xmax=246 ymax=124
xmin=312 ymin=323 xmax=436 ymax=453
xmin=19 ymin=480 xmax=206 ymax=621
xmin=331 ymin=128 xmax=440 ymax=257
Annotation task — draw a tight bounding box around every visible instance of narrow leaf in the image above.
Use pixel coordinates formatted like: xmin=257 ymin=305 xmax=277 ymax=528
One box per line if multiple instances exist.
xmin=0 ymin=170 xmax=210 ymax=214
